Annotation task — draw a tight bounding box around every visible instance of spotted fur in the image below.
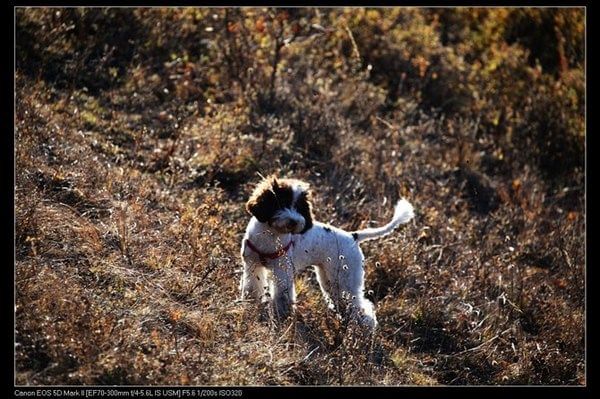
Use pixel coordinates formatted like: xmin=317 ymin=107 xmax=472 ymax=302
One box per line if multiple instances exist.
xmin=241 ymin=175 xmax=415 ymax=330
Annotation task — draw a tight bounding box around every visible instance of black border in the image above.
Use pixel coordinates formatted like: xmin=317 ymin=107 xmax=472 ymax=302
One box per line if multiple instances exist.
xmin=7 ymin=1 xmax=594 ymax=7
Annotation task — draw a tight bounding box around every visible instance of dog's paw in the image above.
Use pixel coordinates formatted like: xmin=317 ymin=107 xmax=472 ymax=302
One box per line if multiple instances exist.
xmin=271 ymin=296 xmax=295 ymax=321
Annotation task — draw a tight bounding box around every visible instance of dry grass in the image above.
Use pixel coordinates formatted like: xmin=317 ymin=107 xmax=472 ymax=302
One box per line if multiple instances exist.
xmin=15 ymin=8 xmax=584 ymax=385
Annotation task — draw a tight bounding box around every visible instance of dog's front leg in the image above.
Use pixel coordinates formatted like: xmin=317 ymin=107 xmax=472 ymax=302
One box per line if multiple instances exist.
xmin=240 ymin=260 xmax=268 ymax=302
xmin=270 ymin=261 xmax=296 ymax=320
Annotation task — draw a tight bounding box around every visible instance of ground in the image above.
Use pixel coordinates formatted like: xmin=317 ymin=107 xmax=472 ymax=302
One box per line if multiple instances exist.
xmin=15 ymin=8 xmax=585 ymax=385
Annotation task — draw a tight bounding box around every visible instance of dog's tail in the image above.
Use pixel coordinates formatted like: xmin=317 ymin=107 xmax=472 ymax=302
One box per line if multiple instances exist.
xmin=351 ymin=199 xmax=414 ymax=243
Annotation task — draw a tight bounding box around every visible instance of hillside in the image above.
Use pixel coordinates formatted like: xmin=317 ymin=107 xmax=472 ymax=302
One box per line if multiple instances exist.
xmin=15 ymin=8 xmax=585 ymax=385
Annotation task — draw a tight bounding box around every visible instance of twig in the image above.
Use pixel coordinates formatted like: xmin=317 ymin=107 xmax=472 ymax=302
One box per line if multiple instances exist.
xmin=344 ymin=24 xmax=361 ymax=64
xmin=436 ymin=247 xmax=444 ymax=263
xmin=186 ymin=259 xmax=221 ymax=296
xmin=375 ymin=116 xmax=399 ymax=132
xmin=268 ymin=15 xmax=299 ymax=105
xmin=452 ymin=334 xmax=500 ymax=356
xmin=281 ymin=346 xmax=319 ymax=375
xmin=562 ymin=248 xmax=573 ymax=269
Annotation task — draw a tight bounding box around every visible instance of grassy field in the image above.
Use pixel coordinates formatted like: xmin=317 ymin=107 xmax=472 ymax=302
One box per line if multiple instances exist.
xmin=15 ymin=8 xmax=585 ymax=385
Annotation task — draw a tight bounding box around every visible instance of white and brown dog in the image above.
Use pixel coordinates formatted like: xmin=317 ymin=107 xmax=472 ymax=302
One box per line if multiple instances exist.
xmin=240 ymin=175 xmax=414 ymax=330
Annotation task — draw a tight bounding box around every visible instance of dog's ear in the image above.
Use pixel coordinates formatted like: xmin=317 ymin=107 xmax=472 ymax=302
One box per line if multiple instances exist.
xmin=246 ymin=178 xmax=278 ymax=223
xmin=295 ymin=186 xmax=314 ymax=233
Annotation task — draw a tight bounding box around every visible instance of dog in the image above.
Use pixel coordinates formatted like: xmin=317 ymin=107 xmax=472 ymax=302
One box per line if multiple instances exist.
xmin=240 ymin=175 xmax=414 ymax=329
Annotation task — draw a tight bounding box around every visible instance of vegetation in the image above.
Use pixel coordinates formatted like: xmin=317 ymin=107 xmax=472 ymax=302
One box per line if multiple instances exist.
xmin=15 ymin=8 xmax=585 ymax=385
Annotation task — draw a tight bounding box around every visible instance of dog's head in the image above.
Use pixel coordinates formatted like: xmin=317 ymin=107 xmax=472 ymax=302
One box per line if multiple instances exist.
xmin=246 ymin=175 xmax=313 ymax=234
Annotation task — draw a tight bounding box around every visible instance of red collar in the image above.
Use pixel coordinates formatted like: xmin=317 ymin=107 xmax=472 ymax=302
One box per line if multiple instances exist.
xmin=245 ymin=239 xmax=294 ymax=262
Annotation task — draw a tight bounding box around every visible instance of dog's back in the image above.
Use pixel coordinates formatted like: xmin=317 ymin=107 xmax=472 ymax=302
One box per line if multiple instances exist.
xmin=292 ymin=222 xmax=359 ymax=270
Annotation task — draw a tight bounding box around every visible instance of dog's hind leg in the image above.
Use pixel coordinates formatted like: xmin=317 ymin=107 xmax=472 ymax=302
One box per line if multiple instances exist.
xmin=314 ymin=264 xmax=337 ymax=312
xmin=321 ymin=254 xmax=378 ymax=330
xmin=351 ymin=296 xmax=377 ymax=330
xmin=346 ymin=259 xmax=378 ymax=330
